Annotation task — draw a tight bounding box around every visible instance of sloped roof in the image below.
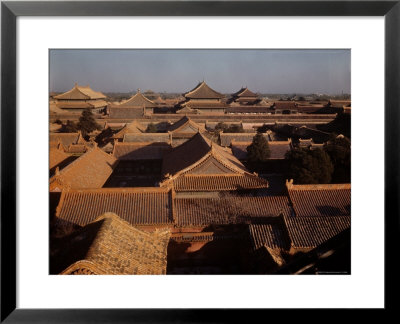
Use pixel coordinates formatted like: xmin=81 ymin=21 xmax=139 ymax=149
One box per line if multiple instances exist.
xmin=232 ymin=87 xmax=258 ymax=98
xmin=162 ymin=132 xmax=248 ymax=177
xmin=220 ymin=133 xmax=268 ymax=147
xmin=273 ymin=101 xmax=297 ymax=110
xmin=286 ymin=182 xmax=351 ymax=217
xmin=249 ymin=223 xmax=291 ymax=250
xmin=56 ymin=100 xmax=108 ymax=110
xmin=58 ymin=213 xmax=171 ymax=275
xmin=56 ymin=188 xmax=173 ymax=226
xmin=116 ymin=90 xmax=156 ymax=108
xmin=184 ymin=81 xmax=224 ymax=99
xmin=50 ymin=132 xmax=86 ymax=148
xmin=113 ymin=120 xmax=145 ymax=139
xmin=113 ymin=142 xmax=172 ymax=160
xmin=167 ymin=116 xmax=205 ymax=133
xmin=49 ymin=146 xmax=118 ymax=191
xmin=161 ymin=133 xmax=268 ymax=191
xmin=174 ymin=196 xmax=291 ymax=226
xmin=49 ymin=147 xmax=70 ymax=170
xmin=54 ymin=84 xmax=106 ymax=100
xmin=123 ymin=133 xmax=170 ymax=143
xmin=284 ymin=215 xmax=350 ymax=249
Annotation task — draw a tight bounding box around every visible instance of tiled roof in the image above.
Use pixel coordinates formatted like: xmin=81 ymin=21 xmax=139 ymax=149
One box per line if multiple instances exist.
xmin=284 ymin=215 xmax=350 ymax=249
xmin=170 ymin=174 xmax=268 ymax=192
xmin=329 ymin=100 xmax=351 ymax=108
xmin=50 ymin=132 xmax=86 ymax=148
xmin=249 ymin=223 xmax=291 ymax=250
xmin=113 ymin=142 xmax=171 ymax=160
xmin=287 ymin=182 xmax=351 ymax=217
xmin=174 ymin=196 xmax=291 ymax=226
xmin=167 ymin=116 xmax=205 ymax=134
xmin=184 ymin=81 xmax=224 ymax=99
xmin=162 ymin=133 xmax=247 ymax=176
xmin=49 ymin=147 xmax=70 ymax=170
xmin=220 ymin=133 xmax=267 ymax=147
xmin=56 ymin=187 xmax=174 ymax=227
xmin=113 ymin=120 xmax=145 ymax=139
xmin=49 ymin=147 xmax=118 ymax=191
xmin=58 ymin=213 xmax=171 ymax=275
xmin=67 ymin=144 xmax=88 ymax=154
xmin=226 ymin=107 xmax=271 ymax=114
xmin=273 ymin=101 xmax=297 ymax=110
xmin=109 ymin=107 xmax=144 ymax=118
xmin=232 ymin=87 xmax=258 ymax=98
xmin=54 ymin=84 xmax=106 ymax=100
xmin=123 ymin=133 xmax=170 ymax=143
xmin=184 ymin=101 xmax=228 ymax=109
xmin=116 ymin=90 xmax=156 ymax=108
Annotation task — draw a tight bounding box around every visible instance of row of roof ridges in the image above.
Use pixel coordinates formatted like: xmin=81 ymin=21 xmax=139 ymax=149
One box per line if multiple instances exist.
xmin=285 ymin=179 xmax=351 ymax=191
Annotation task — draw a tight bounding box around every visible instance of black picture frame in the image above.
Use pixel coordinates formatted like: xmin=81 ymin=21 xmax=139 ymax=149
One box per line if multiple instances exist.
xmin=1 ymin=0 xmax=398 ymax=322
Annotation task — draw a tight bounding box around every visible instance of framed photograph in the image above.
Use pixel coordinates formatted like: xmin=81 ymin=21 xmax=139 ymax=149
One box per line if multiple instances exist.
xmin=1 ymin=0 xmax=398 ymax=321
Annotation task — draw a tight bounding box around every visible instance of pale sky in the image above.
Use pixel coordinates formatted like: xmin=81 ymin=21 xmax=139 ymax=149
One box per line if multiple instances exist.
xmin=50 ymin=49 xmax=350 ymax=94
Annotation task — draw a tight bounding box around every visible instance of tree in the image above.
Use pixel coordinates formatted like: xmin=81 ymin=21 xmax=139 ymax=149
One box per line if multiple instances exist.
xmin=225 ymin=124 xmax=244 ymax=133
xmin=77 ymin=109 xmax=101 ymax=137
xmin=324 ymin=135 xmax=351 ymax=183
xmin=247 ymin=133 xmax=271 ymax=162
xmin=61 ymin=120 xmax=78 ymax=133
xmin=285 ymin=148 xmax=334 ymax=184
xmin=145 ymin=122 xmax=158 ymax=133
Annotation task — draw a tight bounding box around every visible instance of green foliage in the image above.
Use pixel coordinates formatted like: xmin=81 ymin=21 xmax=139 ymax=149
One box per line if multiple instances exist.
xmin=214 ymin=122 xmax=244 ymax=133
xmin=285 ymin=148 xmax=334 ymax=184
xmin=247 ymin=133 xmax=271 ymax=162
xmin=77 ymin=109 xmax=101 ymax=137
xmin=145 ymin=122 xmax=158 ymax=133
xmin=62 ymin=120 xmax=78 ymax=133
xmin=324 ymin=135 xmax=351 ymax=183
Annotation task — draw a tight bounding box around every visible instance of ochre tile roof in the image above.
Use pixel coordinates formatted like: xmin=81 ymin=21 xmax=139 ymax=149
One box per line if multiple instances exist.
xmin=174 ymin=196 xmax=291 ymax=226
xmin=115 ymin=90 xmax=156 ymax=108
xmin=56 ymin=187 xmax=173 ymax=226
xmin=54 ymin=84 xmax=106 ymax=100
xmin=232 ymin=87 xmax=258 ymax=98
xmin=113 ymin=142 xmax=171 ymax=160
xmin=109 ymin=107 xmax=144 ymax=119
xmin=167 ymin=116 xmax=205 ymax=134
xmin=49 ymin=147 xmax=70 ymax=170
xmin=161 ymin=133 xmax=268 ymax=191
xmin=284 ymin=215 xmax=350 ymax=249
xmin=170 ymin=174 xmax=268 ymax=192
xmin=220 ymin=133 xmax=267 ymax=147
xmin=50 ymin=132 xmax=86 ymax=148
xmin=287 ymin=182 xmax=351 ymax=217
xmin=249 ymin=223 xmax=291 ymax=250
xmin=113 ymin=120 xmax=145 ymax=139
xmin=56 ymin=100 xmax=107 ymax=109
xmin=59 ymin=213 xmax=171 ymax=275
xmin=226 ymin=107 xmax=271 ymax=114
xmin=184 ymin=81 xmax=224 ymax=99
xmin=49 ymin=147 xmax=118 ymax=191
xmin=123 ymin=133 xmax=170 ymax=143
xmin=273 ymin=101 xmax=297 ymax=110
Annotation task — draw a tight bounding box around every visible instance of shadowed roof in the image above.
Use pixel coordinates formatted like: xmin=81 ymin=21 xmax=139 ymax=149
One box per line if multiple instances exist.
xmin=49 ymin=147 xmax=70 ymax=170
xmin=184 ymin=81 xmax=224 ymax=99
xmin=49 ymin=146 xmax=118 ymax=191
xmin=113 ymin=142 xmax=171 ymax=160
xmin=54 ymin=84 xmax=106 ymax=100
xmin=56 ymin=187 xmax=174 ymax=227
xmin=57 ymin=213 xmax=170 ymax=275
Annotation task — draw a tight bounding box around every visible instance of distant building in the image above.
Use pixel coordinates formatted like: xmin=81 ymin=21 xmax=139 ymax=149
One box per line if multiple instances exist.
xmin=177 ymin=81 xmax=228 ymax=114
xmin=272 ymin=101 xmax=298 ymax=114
xmin=54 ymin=83 xmax=108 ymax=113
xmin=109 ymin=89 xmax=157 ymax=118
xmin=228 ymin=87 xmax=261 ymax=105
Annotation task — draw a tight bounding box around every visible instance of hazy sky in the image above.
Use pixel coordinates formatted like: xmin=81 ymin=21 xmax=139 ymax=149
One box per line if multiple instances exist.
xmin=50 ymin=49 xmax=350 ymax=94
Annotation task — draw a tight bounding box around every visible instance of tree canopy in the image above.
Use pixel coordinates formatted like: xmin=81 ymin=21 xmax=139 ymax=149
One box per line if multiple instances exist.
xmin=324 ymin=135 xmax=351 ymax=183
xmin=247 ymin=132 xmax=271 ymax=162
xmin=61 ymin=120 xmax=78 ymax=133
xmin=285 ymin=148 xmax=334 ymax=184
xmin=215 ymin=122 xmax=244 ymax=133
xmin=145 ymin=122 xmax=158 ymax=133
xmin=77 ymin=109 xmax=102 ymax=137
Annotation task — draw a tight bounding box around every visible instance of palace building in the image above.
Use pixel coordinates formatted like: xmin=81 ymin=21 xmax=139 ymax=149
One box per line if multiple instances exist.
xmin=109 ymin=89 xmax=157 ymax=118
xmin=177 ymin=81 xmax=228 ymax=114
xmin=54 ymin=83 xmax=108 ymax=113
